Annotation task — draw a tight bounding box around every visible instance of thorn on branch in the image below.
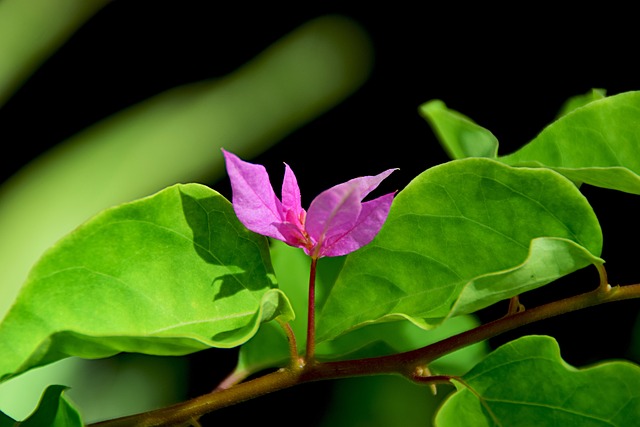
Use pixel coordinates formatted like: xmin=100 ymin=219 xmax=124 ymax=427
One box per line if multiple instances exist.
xmin=507 ymin=295 xmax=525 ymax=315
xmin=412 ymin=365 xmax=445 ymax=395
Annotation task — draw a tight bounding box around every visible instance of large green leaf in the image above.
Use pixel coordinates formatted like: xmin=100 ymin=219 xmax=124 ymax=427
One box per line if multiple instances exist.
xmin=0 ymin=385 xmax=82 ymax=427
xmin=435 ymin=335 xmax=640 ymax=426
xmin=0 ymin=183 xmax=292 ymax=383
xmin=500 ymin=91 xmax=640 ymax=194
xmin=317 ymin=158 xmax=603 ymax=342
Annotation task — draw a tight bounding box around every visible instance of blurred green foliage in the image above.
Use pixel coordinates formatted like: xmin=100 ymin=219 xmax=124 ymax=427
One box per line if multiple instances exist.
xmin=0 ymin=2 xmax=374 ymax=422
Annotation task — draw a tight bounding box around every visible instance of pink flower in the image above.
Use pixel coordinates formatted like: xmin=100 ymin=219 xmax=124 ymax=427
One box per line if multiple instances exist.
xmin=222 ymin=149 xmax=397 ymax=259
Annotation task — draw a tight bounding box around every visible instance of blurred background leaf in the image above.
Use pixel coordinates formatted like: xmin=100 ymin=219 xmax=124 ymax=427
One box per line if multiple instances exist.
xmin=0 ymin=6 xmax=373 ymax=422
xmin=0 ymin=0 xmax=109 ymax=106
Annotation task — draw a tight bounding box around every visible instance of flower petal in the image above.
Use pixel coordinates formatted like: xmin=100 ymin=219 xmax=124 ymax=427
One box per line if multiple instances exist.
xmin=306 ymin=184 xmax=362 ymax=243
xmin=306 ymin=168 xmax=397 ymax=257
xmin=222 ymin=149 xmax=286 ymax=240
xmin=321 ymin=192 xmax=395 ymax=257
xmin=349 ymin=168 xmax=398 ymax=199
xmin=276 ymin=163 xmax=310 ymax=246
xmin=280 ymin=163 xmax=306 ymax=227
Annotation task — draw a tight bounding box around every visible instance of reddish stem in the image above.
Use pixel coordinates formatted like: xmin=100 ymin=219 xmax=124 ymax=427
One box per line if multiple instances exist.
xmin=305 ymin=257 xmax=318 ymax=363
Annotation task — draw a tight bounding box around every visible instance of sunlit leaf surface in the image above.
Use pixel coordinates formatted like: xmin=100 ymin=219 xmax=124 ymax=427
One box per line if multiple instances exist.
xmin=317 ymin=158 xmax=603 ymax=341
xmin=500 ymin=91 xmax=640 ymax=194
xmin=0 ymin=184 xmax=290 ymax=383
xmin=436 ymin=335 xmax=640 ymax=426
xmin=421 ymin=91 xmax=640 ymax=195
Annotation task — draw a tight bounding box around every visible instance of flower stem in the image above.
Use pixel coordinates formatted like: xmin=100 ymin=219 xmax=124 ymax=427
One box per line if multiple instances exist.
xmin=305 ymin=257 xmax=318 ymax=363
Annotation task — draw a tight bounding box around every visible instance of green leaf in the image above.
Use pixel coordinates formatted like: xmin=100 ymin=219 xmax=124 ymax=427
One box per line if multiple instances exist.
xmin=419 ymin=100 xmax=499 ymax=160
xmin=435 ymin=335 xmax=640 ymax=426
xmin=500 ymin=91 xmax=640 ymax=194
xmin=0 ymin=385 xmax=82 ymax=427
xmin=554 ymin=88 xmax=607 ymax=118
xmin=0 ymin=183 xmax=292 ymax=383
xmin=317 ymin=158 xmax=603 ymax=342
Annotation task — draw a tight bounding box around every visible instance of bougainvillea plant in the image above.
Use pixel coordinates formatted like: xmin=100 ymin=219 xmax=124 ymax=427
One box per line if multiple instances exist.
xmin=2 ymin=88 xmax=640 ymax=426
xmin=221 ymin=148 xmax=397 ymax=260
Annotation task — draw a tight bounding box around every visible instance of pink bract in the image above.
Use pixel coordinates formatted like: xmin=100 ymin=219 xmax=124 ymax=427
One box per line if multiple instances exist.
xmin=222 ymin=149 xmax=397 ymax=259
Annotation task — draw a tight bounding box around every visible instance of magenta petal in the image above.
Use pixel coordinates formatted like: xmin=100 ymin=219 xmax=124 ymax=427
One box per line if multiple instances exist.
xmin=321 ymin=192 xmax=395 ymax=257
xmin=306 ymin=183 xmax=362 ymax=242
xmin=222 ymin=149 xmax=286 ymax=240
xmin=306 ymin=168 xmax=397 ymax=257
xmin=347 ymin=168 xmax=398 ymax=199
xmin=274 ymin=163 xmax=309 ymax=248
xmin=223 ymin=148 xmax=397 ymax=258
xmin=281 ymin=163 xmax=301 ymax=211
xmin=280 ymin=163 xmax=305 ymax=228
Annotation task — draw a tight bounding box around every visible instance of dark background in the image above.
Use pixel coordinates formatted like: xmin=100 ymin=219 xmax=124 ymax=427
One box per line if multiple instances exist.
xmin=1 ymin=2 xmax=639 ymax=424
